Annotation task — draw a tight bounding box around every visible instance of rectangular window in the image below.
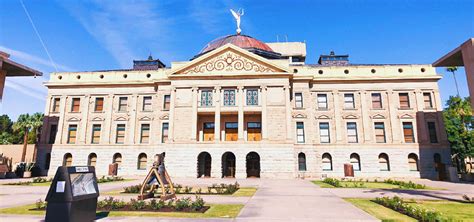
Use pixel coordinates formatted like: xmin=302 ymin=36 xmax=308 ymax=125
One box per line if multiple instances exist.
xmin=427 ymin=122 xmax=438 ymax=143
xmin=71 ymin=98 xmax=80 ymax=112
xmin=140 ymin=124 xmax=150 ymax=144
xmin=225 ymin=122 xmax=238 ymax=141
xmin=91 ymin=124 xmax=101 ymax=144
xmin=371 ymin=93 xmax=382 ymax=109
xmin=423 ymin=93 xmax=433 ymax=109
xmin=163 ymin=95 xmax=171 ymax=110
xmin=399 ymin=93 xmax=410 ymax=109
xmin=295 ymin=93 xmax=303 ymax=108
xmin=200 ymin=90 xmax=213 ymax=107
xmin=374 ymin=122 xmax=386 ymax=143
xmin=319 ymin=122 xmax=330 ymax=143
xmin=52 ymin=98 xmax=60 ymax=112
xmin=67 ymin=125 xmax=77 ymax=144
xmin=317 ymin=94 xmax=328 ymax=109
xmin=223 ymin=89 xmax=236 ymax=106
xmin=247 ymin=122 xmax=262 ymax=141
xmin=246 ymin=89 xmax=258 ymax=105
xmin=344 ymin=93 xmax=355 ymax=109
xmin=118 ymin=97 xmax=128 ymax=112
xmin=296 ymin=122 xmax=305 ymax=143
xmin=403 ymin=122 xmax=415 ymax=143
xmin=115 ymin=124 xmax=126 ymax=144
xmin=203 ymin=122 xmax=215 ymax=141
xmin=49 ymin=124 xmax=57 ymax=144
xmin=143 ymin=96 xmax=152 ymax=111
xmin=162 ymin=123 xmax=169 ymax=143
xmin=347 ymin=122 xmax=358 ymax=143
xmin=94 ymin=97 xmax=104 ymax=112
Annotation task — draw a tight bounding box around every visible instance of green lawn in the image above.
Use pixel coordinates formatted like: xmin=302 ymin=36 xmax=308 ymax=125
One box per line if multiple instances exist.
xmin=232 ymin=187 xmax=257 ymax=197
xmin=312 ymin=180 xmax=440 ymax=190
xmin=406 ymin=200 xmax=474 ymax=221
xmin=0 ymin=203 xmax=244 ymax=218
xmin=344 ymin=198 xmax=415 ymax=222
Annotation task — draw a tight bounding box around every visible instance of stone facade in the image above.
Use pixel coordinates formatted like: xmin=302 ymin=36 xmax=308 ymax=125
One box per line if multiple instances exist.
xmin=37 ymin=42 xmax=451 ymax=180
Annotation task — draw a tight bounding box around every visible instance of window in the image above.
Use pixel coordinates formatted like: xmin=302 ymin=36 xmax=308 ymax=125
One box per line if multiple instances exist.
xmin=399 ymin=93 xmax=410 ymax=109
xmin=48 ymin=124 xmax=57 ymax=144
xmin=298 ymin=153 xmax=306 ymax=171
xmin=408 ymin=153 xmax=419 ymax=171
xmin=223 ymin=89 xmax=236 ymax=106
xmin=423 ymin=93 xmax=433 ymax=109
xmin=378 ymin=153 xmax=390 ymax=171
xmin=71 ymin=98 xmax=80 ymax=112
xmin=322 ymin=153 xmax=332 ymax=171
xmin=427 ymin=122 xmax=438 ymax=143
xmin=115 ymin=124 xmax=126 ymax=144
xmin=203 ymin=122 xmax=215 ymax=141
xmin=344 ymin=93 xmax=355 ymax=109
xmin=403 ymin=122 xmax=415 ymax=143
xmin=118 ymin=97 xmax=128 ymax=112
xmin=247 ymin=122 xmax=262 ymax=141
xmin=350 ymin=153 xmax=361 ymax=171
xmin=94 ymin=97 xmax=104 ymax=112
xmin=374 ymin=122 xmax=386 ymax=143
xmin=113 ymin=153 xmax=122 ymax=167
xmin=317 ymin=94 xmax=328 ymax=109
xmin=246 ymin=89 xmax=258 ymax=105
xmin=88 ymin=153 xmax=97 ymax=167
xmin=67 ymin=125 xmax=77 ymax=144
xmin=63 ymin=153 xmax=72 ymax=167
xmin=296 ymin=122 xmax=305 ymax=143
xmin=200 ymin=90 xmax=213 ymax=107
xmin=52 ymin=98 xmax=60 ymax=112
xmin=371 ymin=93 xmax=382 ymax=109
xmin=143 ymin=96 xmax=152 ymax=111
xmin=347 ymin=122 xmax=358 ymax=143
xmin=140 ymin=124 xmax=150 ymax=144
xmin=161 ymin=123 xmax=169 ymax=143
xmin=138 ymin=153 xmax=147 ymax=170
xmin=45 ymin=153 xmax=51 ymax=170
xmin=295 ymin=93 xmax=303 ymax=108
xmin=319 ymin=122 xmax=330 ymax=143
xmin=225 ymin=122 xmax=238 ymax=141
xmin=163 ymin=95 xmax=171 ymax=110
xmin=91 ymin=124 xmax=101 ymax=144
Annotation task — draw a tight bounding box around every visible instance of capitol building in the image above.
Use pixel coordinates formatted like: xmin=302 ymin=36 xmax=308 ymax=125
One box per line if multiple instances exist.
xmin=37 ymin=32 xmax=451 ymax=179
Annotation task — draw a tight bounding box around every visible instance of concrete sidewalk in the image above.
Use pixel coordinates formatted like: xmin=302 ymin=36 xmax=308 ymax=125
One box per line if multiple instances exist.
xmin=236 ymin=179 xmax=377 ymax=222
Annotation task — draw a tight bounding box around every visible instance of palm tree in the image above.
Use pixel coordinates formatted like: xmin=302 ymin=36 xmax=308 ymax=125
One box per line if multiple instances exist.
xmin=446 ymin=66 xmax=460 ymax=96
xmin=12 ymin=113 xmax=44 ymax=162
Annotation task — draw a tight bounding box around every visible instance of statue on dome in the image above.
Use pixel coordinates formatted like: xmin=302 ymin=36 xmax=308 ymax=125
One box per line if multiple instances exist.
xmin=230 ymin=8 xmax=244 ymax=35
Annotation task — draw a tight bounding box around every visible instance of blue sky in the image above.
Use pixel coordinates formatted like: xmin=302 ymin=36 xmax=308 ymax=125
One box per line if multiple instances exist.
xmin=0 ymin=0 xmax=473 ymax=120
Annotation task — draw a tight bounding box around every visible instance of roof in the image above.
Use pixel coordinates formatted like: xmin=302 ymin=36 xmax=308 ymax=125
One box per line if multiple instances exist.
xmin=433 ymin=38 xmax=473 ymax=67
xmin=266 ymin=42 xmax=307 ymax=57
xmin=0 ymin=51 xmax=42 ymax=77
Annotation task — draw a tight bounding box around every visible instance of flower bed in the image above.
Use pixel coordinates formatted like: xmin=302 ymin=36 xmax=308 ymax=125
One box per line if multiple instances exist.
xmin=5 ymin=176 xmax=124 ymax=186
xmin=319 ymin=178 xmax=427 ymax=189
xmin=373 ymin=196 xmax=451 ymax=222
xmin=123 ymin=182 xmax=240 ymax=195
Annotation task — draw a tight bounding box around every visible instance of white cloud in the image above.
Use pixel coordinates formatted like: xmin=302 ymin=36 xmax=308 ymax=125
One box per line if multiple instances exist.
xmin=0 ymin=46 xmax=75 ymax=72
xmin=4 ymin=78 xmax=46 ymax=101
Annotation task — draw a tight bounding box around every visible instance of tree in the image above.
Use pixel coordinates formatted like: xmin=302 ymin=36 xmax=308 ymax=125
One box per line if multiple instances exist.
xmin=443 ymin=96 xmax=474 ymax=173
xmin=12 ymin=113 xmax=44 ymax=162
xmin=446 ymin=67 xmax=460 ymax=97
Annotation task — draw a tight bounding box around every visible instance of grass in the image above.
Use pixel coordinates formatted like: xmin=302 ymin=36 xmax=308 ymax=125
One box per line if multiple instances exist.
xmin=232 ymin=187 xmax=257 ymax=197
xmin=0 ymin=203 xmax=244 ymax=218
xmin=312 ymin=180 xmax=440 ymax=190
xmin=406 ymin=200 xmax=474 ymax=221
xmin=103 ymin=187 xmax=257 ymax=197
xmin=345 ymin=198 xmax=416 ymax=222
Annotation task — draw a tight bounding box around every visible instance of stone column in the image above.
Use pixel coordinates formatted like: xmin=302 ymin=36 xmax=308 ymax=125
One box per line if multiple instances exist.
xmin=238 ymin=86 xmax=244 ymax=141
xmin=80 ymin=95 xmax=91 ymax=144
xmin=191 ymin=87 xmax=198 ymax=141
xmin=235 ymin=154 xmax=246 ymax=179
xmin=387 ymin=90 xmax=400 ymax=143
xmin=168 ymin=87 xmax=176 ymax=142
xmin=333 ymin=90 xmax=342 ymax=142
xmin=105 ymin=95 xmax=114 ymax=144
xmin=284 ymin=85 xmax=292 ymax=140
xmin=415 ymin=90 xmax=428 ymax=143
xmin=360 ymin=91 xmax=371 ymax=142
xmin=129 ymin=94 xmax=138 ymax=144
xmin=260 ymin=85 xmax=268 ymax=140
xmin=214 ymin=86 xmax=221 ymax=142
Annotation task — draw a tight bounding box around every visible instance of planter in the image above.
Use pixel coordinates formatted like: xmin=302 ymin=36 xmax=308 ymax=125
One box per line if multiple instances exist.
xmin=6 ymin=172 xmax=16 ymax=178
xmin=461 ymin=173 xmax=474 ymax=182
xmin=23 ymin=171 xmax=32 ymax=178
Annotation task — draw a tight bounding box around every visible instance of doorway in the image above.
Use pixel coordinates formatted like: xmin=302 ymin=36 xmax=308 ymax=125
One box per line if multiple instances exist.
xmin=197 ymin=152 xmax=212 ymax=178
xmin=222 ymin=152 xmax=236 ymax=178
xmin=246 ymin=152 xmax=260 ymax=178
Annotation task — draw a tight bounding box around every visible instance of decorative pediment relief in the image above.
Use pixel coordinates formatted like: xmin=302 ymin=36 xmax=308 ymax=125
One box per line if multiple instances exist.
xmin=67 ymin=117 xmax=81 ymax=122
xmin=114 ymin=116 xmax=128 ymax=121
xmin=371 ymin=114 xmax=386 ymax=119
xmin=316 ymin=115 xmax=331 ymax=120
xmin=343 ymin=114 xmax=359 ymax=119
xmin=399 ymin=114 xmax=414 ymax=119
xmin=139 ymin=116 xmax=153 ymax=121
xmin=91 ymin=117 xmax=104 ymax=122
xmin=159 ymin=114 xmax=169 ymax=120
xmin=292 ymin=113 xmax=307 ymax=119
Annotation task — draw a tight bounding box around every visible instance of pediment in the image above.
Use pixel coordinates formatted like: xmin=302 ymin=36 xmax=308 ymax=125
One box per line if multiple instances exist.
xmin=114 ymin=116 xmax=128 ymax=121
xmin=371 ymin=114 xmax=386 ymax=119
xmin=67 ymin=117 xmax=81 ymax=122
xmin=91 ymin=117 xmax=104 ymax=122
xmin=399 ymin=114 xmax=414 ymax=119
xmin=316 ymin=115 xmax=331 ymax=120
xmin=139 ymin=116 xmax=153 ymax=121
xmin=171 ymin=44 xmax=289 ymax=76
xmin=292 ymin=113 xmax=307 ymax=119
xmin=159 ymin=114 xmax=169 ymax=120
xmin=343 ymin=114 xmax=359 ymax=119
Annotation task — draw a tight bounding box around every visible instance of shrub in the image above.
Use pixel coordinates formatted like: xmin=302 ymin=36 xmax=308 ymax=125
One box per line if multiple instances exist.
xmin=196 ymin=188 xmax=202 ymax=194
xmin=184 ymin=186 xmax=192 ymax=193
xmin=207 ymin=187 xmax=213 ymax=193
xmin=166 ymin=199 xmax=174 ymax=208
xmin=374 ymin=196 xmax=449 ymax=222
xmin=175 ymin=197 xmax=191 ymax=211
xmin=462 ymin=194 xmax=473 ymax=202
xmin=35 ymin=199 xmax=46 ymax=210
xmin=175 ymin=185 xmax=182 ymax=194
xmin=32 ymin=177 xmax=47 ymax=183
xmin=323 ymin=178 xmax=342 ymax=187
xmin=111 ymin=198 xmax=126 ymax=210
xmin=191 ymin=196 xmax=205 ymax=211
xmin=149 ymin=199 xmax=165 ymax=210
xmin=384 ymin=179 xmax=426 ymax=189
xmin=130 ymin=199 xmax=146 ymax=210
xmin=97 ymin=176 xmax=124 ymax=183
xmin=123 ymin=184 xmax=149 ymax=193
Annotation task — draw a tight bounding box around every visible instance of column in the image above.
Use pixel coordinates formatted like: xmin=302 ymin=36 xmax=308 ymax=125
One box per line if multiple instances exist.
xmin=415 ymin=90 xmax=428 ymax=143
xmin=168 ymin=87 xmax=176 ymax=142
xmin=105 ymin=95 xmax=114 ymax=144
xmin=238 ymin=86 xmax=244 ymax=140
xmin=360 ymin=91 xmax=371 ymax=142
xmin=191 ymin=87 xmax=198 ymax=141
xmin=214 ymin=86 xmax=221 ymax=142
xmin=434 ymin=89 xmax=448 ymax=143
xmin=387 ymin=90 xmax=400 ymax=143
xmin=260 ymin=85 xmax=268 ymax=140
xmin=284 ymin=85 xmax=292 ymax=140
xmin=80 ymin=95 xmax=90 ymax=144
xmin=129 ymin=94 xmax=138 ymax=144
xmin=40 ymin=96 xmax=52 ymax=144
xmin=333 ymin=90 xmax=342 ymax=142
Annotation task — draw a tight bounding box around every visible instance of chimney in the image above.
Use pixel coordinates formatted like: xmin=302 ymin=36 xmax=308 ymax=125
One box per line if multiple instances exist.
xmin=133 ymin=55 xmax=166 ymax=70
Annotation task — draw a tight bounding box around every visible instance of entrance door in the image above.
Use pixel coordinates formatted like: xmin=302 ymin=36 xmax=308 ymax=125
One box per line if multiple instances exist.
xmin=246 ymin=152 xmax=260 ymax=178
xmin=197 ymin=152 xmax=212 ymax=178
xmin=434 ymin=153 xmax=446 ymax=181
xmin=222 ymin=152 xmax=236 ymax=178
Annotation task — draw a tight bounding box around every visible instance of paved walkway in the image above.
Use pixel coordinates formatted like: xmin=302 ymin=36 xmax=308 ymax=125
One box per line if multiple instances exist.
xmin=236 ymin=179 xmax=377 ymax=222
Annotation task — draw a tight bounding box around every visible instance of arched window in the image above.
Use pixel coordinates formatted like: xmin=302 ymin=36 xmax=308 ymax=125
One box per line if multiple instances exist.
xmin=137 ymin=153 xmax=147 ymax=170
xmin=408 ymin=153 xmax=419 ymax=171
xmin=45 ymin=153 xmax=51 ymax=170
xmin=298 ymin=152 xmax=306 ymax=171
xmin=113 ymin=153 xmax=122 ymax=166
xmin=322 ymin=153 xmax=332 ymax=171
xmin=350 ymin=153 xmax=361 ymax=171
xmin=88 ymin=153 xmax=97 ymax=167
xmin=378 ymin=153 xmax=390 ymax=171
xmin=63 ymin=153 xmax=72 ymax=167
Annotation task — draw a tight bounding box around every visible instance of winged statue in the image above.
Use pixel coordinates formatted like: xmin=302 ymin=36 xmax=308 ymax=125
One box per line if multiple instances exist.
xmin=230 ymin=9 xmax=244 ymax=34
